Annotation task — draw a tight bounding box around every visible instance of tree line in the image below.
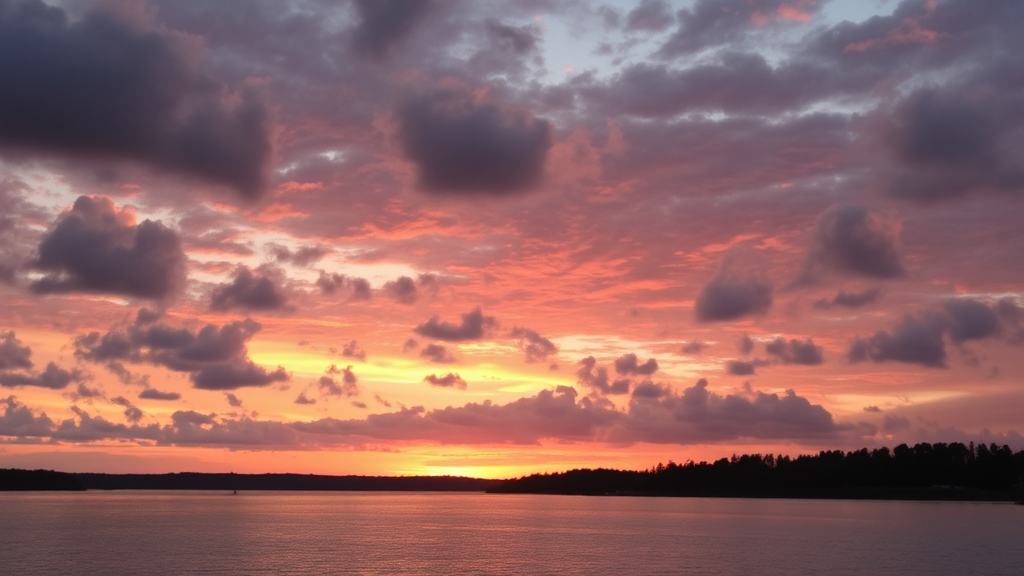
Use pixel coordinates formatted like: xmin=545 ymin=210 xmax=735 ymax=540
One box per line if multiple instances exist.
xmin=489 ymin=442 xmax=1024 ymax=500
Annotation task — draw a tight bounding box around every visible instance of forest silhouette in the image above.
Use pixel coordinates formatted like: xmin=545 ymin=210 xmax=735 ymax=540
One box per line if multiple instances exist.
xmin=489 ymin=442 xmax=1024 ymax=501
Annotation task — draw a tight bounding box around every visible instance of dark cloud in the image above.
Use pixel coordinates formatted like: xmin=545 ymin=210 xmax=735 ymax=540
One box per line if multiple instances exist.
xmin=882 ymin=415 xmax=911 ymax=433
xmin=0 ymin=395 xmax=56 ymax=437
xmin=1 ymin=377 xmax=840 ymax=448
xmin=402 ymin=338 xmax=419 ymax=352
xmin=423 ymin=372 xmax=467 ymax=390
xmin=74 ymin=383 xmax=103 ymax=399
xmin=657 ymin=0 xmax=821 ymax=57
xmin=269 ymin=244 xmax=330 ymax=267
xmin=483 ymin=20 xmax=540 ymax=54
xmin=75 ymin=315 xmax=289 ymax=390
xmin=726 ymin=359 xmax=769 ymax=376
xmin=510 ymin=327 xmax=558 ymax=363
xmin=414 ymin=307 xmax=496 ymax=342
xmin=340 ymin=340 xmax=366 ymax=362
xmin=351 ymin=0 xmax=433 ymax=58
xmin=621 ymin=379 xmax=839 ymax=444
xmin=613 ymin=353 xmax=659 ymax=376
xmin=0 ymin=0 xmax=272 ymax=199
xmin=813 ymin=288 xmax=882 ymax=309
xmin=738 ymin=335 xmax=755 ymax=355
xmin=190 ymin=362 xmax=289 ymax=391
xmin=695 ymin=267 xmax=773 ymax=322
xmin=30 ymin=196 xmax=186 ymax=300
xmin=863 ymin=406 xmax=882 ymax=413
xmin=847 ymin=298 xmax=1021 ymax=368
xmin=294 ymin=392 xmax=316 ymax=405
xmin=111 ymin=396 xmax=143 ymax=423
xmin=576 ymin=356 xmax=630 ymax=395
xmin=945 ymin=299 xmax=1001 ymax=344
xmin=0 ymin=331 xmax=33 ymax=370
xmin=383 ymin=276 xmax=417 ymax=305
xmin=631 ymin=381 xmax=669 ymax=399
xmin=679 ymin=341 xmax=706 ymax=355
xmin=318 ymin=365 xmax=359 ymax=398
xmin=225 ymin=393 xmax=243 ymax=408
xmin=848 ymin=315 xmax=947 ymax=368
xmin=209 ymin=265 xmax=290 ymax=312
xmin=765 ymin=337 xmax=824 ymax=365
xmin=396 ymin=88 xmax=552 ymax=195
xmin=0 ymin=362 xmax=82 ymax=390
xmin=881 ymin=86 xmax=1023 ymax=201
xmin=138 ymin=388 xmax=181 ymax=401
xmin=804 ymin=206 xmax=905 ymax=281
xmin=420 ymin=343 xmax=456 ymax=364
xmin=626 ymin=0 xmax=673 ymax=32
xmin=316 ymin=272 xmax=371 ymax=301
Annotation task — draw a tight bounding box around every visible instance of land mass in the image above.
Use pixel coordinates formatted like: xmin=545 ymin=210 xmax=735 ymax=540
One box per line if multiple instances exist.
xmin=4 ymin=442 xmax=1023 ymax=501
xmin=0 ymin=470 xmax=501 ymax=492
xmin=489 ymin=442 xmax=1024 ymax=502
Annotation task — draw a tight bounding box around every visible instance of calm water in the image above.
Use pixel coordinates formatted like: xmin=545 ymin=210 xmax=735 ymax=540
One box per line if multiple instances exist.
xmin=1 ymin=492 xmax=1021 ymax=575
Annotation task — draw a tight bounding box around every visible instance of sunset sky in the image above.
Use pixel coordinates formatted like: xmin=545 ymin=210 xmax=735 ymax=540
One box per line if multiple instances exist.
xmin=1 ymin=0 xmax=1022 ymax=479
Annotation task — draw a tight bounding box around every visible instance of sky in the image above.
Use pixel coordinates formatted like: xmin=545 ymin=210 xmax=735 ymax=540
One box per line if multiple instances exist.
xmin=0 ymin=0 xmax=1022 ymax=479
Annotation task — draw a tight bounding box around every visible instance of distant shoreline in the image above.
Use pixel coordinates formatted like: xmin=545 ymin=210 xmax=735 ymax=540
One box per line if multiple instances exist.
xmin=4 ymin=441 xmax=1024 ymax=503
xmin=0 ymin=469 xmax=503 ymax=492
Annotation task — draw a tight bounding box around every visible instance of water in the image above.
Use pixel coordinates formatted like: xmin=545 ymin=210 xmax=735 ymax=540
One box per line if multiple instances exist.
xmin=1 ymin=492 xmax=1021 ymax=575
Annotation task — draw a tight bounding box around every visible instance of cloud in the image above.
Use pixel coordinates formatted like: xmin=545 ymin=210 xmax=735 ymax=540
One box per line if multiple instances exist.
xmin=316 ymin=272 xmax=371 ymax=301
xmin=318 ymin=365 xmax=359 ymax=398
xmin=225 ymin=393 xmax=243 ymax=408
xmin=945 ymin=299 xmax=1001 ymax=345
xmin=414 ymin=307 xmax=496 ymax=342
xmin=813 ymin=288 xmax=882 ymax=309
xmin=848 ymin=314 xmax=947 ymax=368
xmin=420 ymin=343 xmax=456 ymax=364
xmin=0 ymin=0 xmax=272 ymax=199
xmin=620 ymin=378 xmax=840 ymax=444
xmin=0 ymin=331 xmax=33 ymax=370
xmin=576 ymin=357 xmax=631 ymax=395
xmin=881 ymin=87 xmax=1023 ymax=201
xmin=294 ymin=392 xmax=316 ymax=405
xmin=74 ymin=383 xmax=103 ymax=399
xmin=847 ymin=298 xmax=1022 ymax=367
xmin=804 ymin=206 xmax=905 ymax=281
xmin=0 ymin=396 xmax=56 ymax=437
xmin=339 ymin=340 xmax=366 ymax=362
xmin=626 ymin=0 xmax=673 ymax=32
xmin=739 ymin=335 xmax=755 ymax=355
xmin=657 ymin=0 xmax=823 ymax=56
xmin=402 ymin=338 xmax=419 ymax=352
xmin=350 ymin=0 xmax=433 ymax=58
xmin=138 ymin=388 xmax=181 ymax=401
xmin=613 ymin=353 xmax=659 ymax=376
xmin=725 ymin=359 xmax=769 ymax=376
xmin=695 ymin=267 xmax=773 ymax=322
xmin=510 ymin=327 xmax=558 ymax=363
xmin=423 ymin=373 xmax=468 ymax=390
xmin=74 ymin=315 xmax=289 ymax=390
xmin=30 ymin=196 xmax=186 ymax=300
xmin=111 ymin=396 xmax=143 ymax=423
xmin=765 ymin=337 xmax=824 ymax=365
xmin=0 ymin=362 xmax=83 ymax=390
xmin=383 ymin=276 xmax=417 ymax=305
xmin=1 ymin=377 xmax=841 ymax=448
xmin=680 ymin=341 xmax=706 ymax=355
xmin=396 ymin=87 xmax=552 ymax=195
xmin=269 ymin=244 xmax=330 ymax=267
xmin=209 ymin=265 xmax=290 ymax=312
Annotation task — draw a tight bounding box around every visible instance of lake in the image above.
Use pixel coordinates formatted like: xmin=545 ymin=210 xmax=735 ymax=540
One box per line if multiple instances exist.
xmin=1 ymin=491 xmax=1021 ymax=575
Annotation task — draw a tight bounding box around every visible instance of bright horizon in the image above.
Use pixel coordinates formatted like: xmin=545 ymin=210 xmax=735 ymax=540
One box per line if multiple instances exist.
xmin=1 ymin=0 xmax=1023 ymax=479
